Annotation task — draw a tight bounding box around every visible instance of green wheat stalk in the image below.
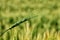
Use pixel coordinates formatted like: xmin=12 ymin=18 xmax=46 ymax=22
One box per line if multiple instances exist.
xmin=0 ymin=15 xmax=38 ymax=37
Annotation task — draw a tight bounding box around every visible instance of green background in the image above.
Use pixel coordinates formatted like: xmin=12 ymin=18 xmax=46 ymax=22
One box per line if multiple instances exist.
xmin=0 ymin=0 xmax=60 ymax=40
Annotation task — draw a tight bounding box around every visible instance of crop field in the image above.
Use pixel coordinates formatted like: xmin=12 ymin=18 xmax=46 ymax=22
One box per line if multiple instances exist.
xmin=0 ymin=0 xmax=60 ymax=40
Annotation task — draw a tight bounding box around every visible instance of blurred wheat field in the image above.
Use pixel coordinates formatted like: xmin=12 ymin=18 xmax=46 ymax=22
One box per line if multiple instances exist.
xmin=0 ymin=0 xmax=60 ymax=40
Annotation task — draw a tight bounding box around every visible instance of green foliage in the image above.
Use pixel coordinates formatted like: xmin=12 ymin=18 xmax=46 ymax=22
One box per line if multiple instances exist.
xmin=36 ymin=22 xmax=44 ymax=29
xmin=52 ymin=5 xmax=58 ymax=10
xmin=1 ymin=25 xmax=5 ymax=30
xmin=9 ymin=17 xmax=15 ymax=24
xmin=21 ymin=6 xmax=34 ymax=12
xmin=41 ymin=16 xmax=49 ymax=24
xmin=0 ymin=0 xmax=60 ymax=40
xmin=6 ymin=32 xmax=10 ymax=40
xmin=32 ymin=27 xmax=38 ymax=40
xmin=0 ymin=37 xmax=4 ymax=40
xmin=16 ymin=32 xmax=19 ymax=40
xmin=19 ymin=25 xmax=24 ymax=30
xmin=50 ymin=19 xmax=58 ymax=26
xmin=0 ymin=6 xmax=6 ymax=11
xmin=9 ymin=6 xmax=18 ymax=12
